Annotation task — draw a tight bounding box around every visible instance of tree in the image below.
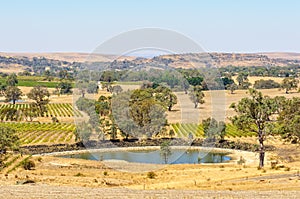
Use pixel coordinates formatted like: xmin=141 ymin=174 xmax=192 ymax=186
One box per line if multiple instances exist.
xmin=4 ymin=86 xmax=23 ymax=104
xmin=189 ymin=86 xmax=205 ymax=108
xmin=230 ymin=89 xmax=276 ymax=168
xmin=169 ymin=129 xmax=175 ymax=138
xmin=87 ymin=82 xmax=98 ymax=94
xmin=236 ymin=73 xmax=251 ymax=89
xmin=74 ymin=122 xmax=92 ymax=143
xmin=0 ymin=82 xmax=7 ymax=96
xmin=6 ymin=73 xmax=18 ymax=86
xmin=277 ymin=97 xmax=300 ymax=142
xmin=111 ymin=92 xmax=138 ymax=140
xmin=129 ymin=89 xmax=167 ymax=138
xmin=21 ymin=107 xmax=38 ymax=122
xmin=155 ymin=86 xmax=177 ymax=111
xmin=57 ymin=81 xmax=73 ymax=95
xmin=112 ymin=85 xmax=123 ymax=95
xmin=253 ymin=79 xmax=280 ymax=89
xmin=160 ymin=141 xmax=172 ymax=164
xmin=77 ymin=80 xmax=88 ymax=97
xmin=0 ymin=126 xmax=19 ymax=161
xmin=27 ymin=86 xmax=50 ymax=115
xmin=280 ymin=77 xmax=299 ymax=94
xmin=95 ymin=97 xmax=110 ymax=117
xmin=202 ymin=118 xmax=226 ymax=141
xmin=2 ymin=107 xmax=19 ymax=121
xmin=222 ymin=77 xmax=234 ymax=87
xmin=109 ymin=121 xmax=118 ymax=140
xmin=58 ymin=70 xmax=69 ymax=79
xmin=181 ymin=79 xmax=190 ymax=94
xmin=226 ymin=83 xmax=238 ymax=94
xmin=43 ymin=70 xmax=54 ymax=81
xmin=112 ymin=90 xmax=167 ymax=139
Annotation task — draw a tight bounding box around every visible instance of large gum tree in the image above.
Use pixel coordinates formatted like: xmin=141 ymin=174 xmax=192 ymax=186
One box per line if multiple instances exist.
xmin=230 ymin=89 xmax=276 ymax=168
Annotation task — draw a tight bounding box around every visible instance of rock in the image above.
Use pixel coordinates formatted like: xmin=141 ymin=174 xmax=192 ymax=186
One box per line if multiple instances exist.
xmin=16 ymin=180 xmax=35 ymax=185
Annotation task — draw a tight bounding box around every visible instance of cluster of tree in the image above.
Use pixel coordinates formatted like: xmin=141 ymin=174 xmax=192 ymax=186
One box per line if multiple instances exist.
xmin=218 ymin=65 xmax=300 ymax=78
xmin=74 ymin=81 xmax=179 ymax=142
xmin=0 ymin=74 xmax=51 ymax=121
xmin=75 ymin=97 xmax=100 ymax=142
xmin=253 ymin=79 xmax=280 ymax=89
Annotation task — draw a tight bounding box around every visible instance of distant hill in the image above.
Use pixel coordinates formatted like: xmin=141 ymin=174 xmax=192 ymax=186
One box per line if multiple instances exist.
xmin=0 ymin=52 xmax=300 ymax=73
xmin=0 ymin=52 xmax=135 ymax=62
xmin=258 ymin=52 xmax=300 ymax=60
xmin=155 ymin=52 xmax=300 ymax=68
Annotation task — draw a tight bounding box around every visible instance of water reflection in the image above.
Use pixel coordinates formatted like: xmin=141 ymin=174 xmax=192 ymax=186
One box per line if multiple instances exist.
xmin=61 ymin=149 xmax=230 ymax=164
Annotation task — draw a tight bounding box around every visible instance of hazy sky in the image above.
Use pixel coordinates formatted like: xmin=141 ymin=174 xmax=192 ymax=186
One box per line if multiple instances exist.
xmin=1 ymin=0 xmax=300 ymax=53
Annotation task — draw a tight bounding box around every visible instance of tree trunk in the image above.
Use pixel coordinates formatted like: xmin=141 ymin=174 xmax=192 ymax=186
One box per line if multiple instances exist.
xmin=258 ymin=130 xmax=265 ymax=168
xmin=13 ymin=99 xmax=16 ymax=104
xmin=194 ymin=103 xmax=198 ymax=108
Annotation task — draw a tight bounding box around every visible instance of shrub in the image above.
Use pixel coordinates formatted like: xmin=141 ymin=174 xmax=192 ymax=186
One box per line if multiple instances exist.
xmin=74 ymin=172 xmax=85 ymax=177
xmin=237 ymin=156 xmax=246 ymax=165
xmin=22 ymin=160 xmax=35 ymax=170
xmin=147 ymin=171 xmax=156 ymax=179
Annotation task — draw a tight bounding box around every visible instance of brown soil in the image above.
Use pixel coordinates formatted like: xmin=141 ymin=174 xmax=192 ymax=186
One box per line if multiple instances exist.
xmin=0 ymin=142 xmax=299 ymax=198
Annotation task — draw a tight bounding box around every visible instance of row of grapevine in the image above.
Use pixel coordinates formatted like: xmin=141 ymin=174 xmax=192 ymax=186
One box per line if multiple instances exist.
xmin=0 ymin=154 xmax=32 ymax=174
xmin=0 ymin=103 xmax=83 ymax=121
xmin=170 ymin=123 xmax=256 ymax=138
xmin=171 ymin=123 xmax=204 ymax=138
xmin=225 ymin=124 xmax=256 ymax=138
xmin=0 ymin=122 xmax=76 ymax=145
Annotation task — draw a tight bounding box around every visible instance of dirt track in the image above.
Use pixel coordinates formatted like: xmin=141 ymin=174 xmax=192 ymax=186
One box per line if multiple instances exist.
xmin=0 ymin=184 xmax=299 ymax=199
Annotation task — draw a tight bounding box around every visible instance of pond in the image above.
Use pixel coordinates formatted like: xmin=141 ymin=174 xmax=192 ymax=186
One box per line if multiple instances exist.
xmin=60 ymin=149 xmax=231 ymax=164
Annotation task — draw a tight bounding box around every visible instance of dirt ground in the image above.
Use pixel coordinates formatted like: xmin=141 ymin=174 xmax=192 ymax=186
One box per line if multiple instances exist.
xmin=0 ymin=140 xmax=299 ymax=198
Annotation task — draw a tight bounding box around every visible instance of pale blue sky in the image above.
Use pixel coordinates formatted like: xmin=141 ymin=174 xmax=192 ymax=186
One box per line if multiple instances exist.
xmin=0 ymin=0 xmax=300 ymax=53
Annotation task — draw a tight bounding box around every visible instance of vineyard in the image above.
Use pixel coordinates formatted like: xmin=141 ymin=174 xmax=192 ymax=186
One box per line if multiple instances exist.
xmin=171 ymin=123 xmax=256 ymax=138
xmin=0 ymin=122 xmax=76 ymax=145
xmin=0 ymin=154 xmax=32 ymax=174
xmin=0 ymin=103 xmax=83 ymax=121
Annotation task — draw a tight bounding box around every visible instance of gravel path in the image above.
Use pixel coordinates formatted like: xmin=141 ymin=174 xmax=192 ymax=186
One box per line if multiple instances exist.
xmin=0 ymin=185 xmax=299 ymax=199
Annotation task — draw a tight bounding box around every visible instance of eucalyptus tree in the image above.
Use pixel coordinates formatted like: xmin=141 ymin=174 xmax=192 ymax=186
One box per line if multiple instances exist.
xmin=230 ymin=89 xmax=277 ymax=168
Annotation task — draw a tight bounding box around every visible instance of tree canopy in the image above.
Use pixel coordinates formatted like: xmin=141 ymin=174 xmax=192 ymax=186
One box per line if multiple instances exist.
xmin=4 ymin=86 xmax=23 ymax=104
xmin=189 ymin=85 xmax=205 ymax=108
xmin=0 ymin=126 xmax=19 ymax=158
xmin=27 ymin=86 xmax=50 ymax=115
xmin=230 ymin=89 xmax=276 ymax=168
xmin=280 ymin=77 xmax=299 ymax=94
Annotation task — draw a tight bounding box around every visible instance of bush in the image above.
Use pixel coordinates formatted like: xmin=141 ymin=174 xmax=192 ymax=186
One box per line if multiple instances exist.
xmin=237 ymin=156 xmax=246 ymax=165
xmin=147 ymin=171 xmax=156 ymax=179
xmin=22 ymin=160 xmax=35 ymax=170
